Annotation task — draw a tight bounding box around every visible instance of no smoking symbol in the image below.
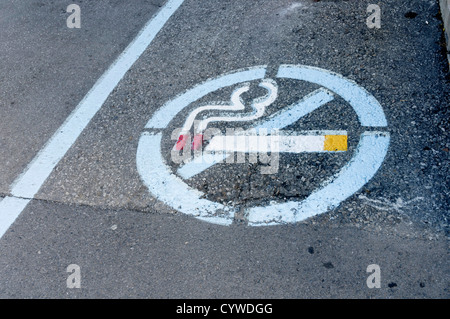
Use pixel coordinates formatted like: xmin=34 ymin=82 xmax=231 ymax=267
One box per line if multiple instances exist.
xmin=137 ymin=65 xmax=390 ymax=226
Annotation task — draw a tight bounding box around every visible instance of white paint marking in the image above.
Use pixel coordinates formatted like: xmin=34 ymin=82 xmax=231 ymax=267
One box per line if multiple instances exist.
xmin=178 ymin=79 xmax=277 ymax=135
xmin=206 ymin=132 xmax=345 ymax=153
xmin=180 ymin=85 xmax=251 ymax=134
xmin=253 ymin=88 xmax=335 ymax=130
xmin=0 ymin=0 xmax=185 ymax=238
xmin=137 ymin=132 xmax=235 ymax=226
xmin=0 ymin=197 xmax=31 ymax=237
xmin=359 ymin=195 xmax=424 ymax=213
xmin=146 ymin=66 xmax=267 ymax=129
xmin=247 ymin=132 xmax=390 ymax=225
xmin=177 ymin=88 xmax=335 ymax=179
xmin=138 ymin=65 xmax=389 ymax=226
xmin=277 ymin=65 xmax=387 ymax=127
xmin=195 ymin=79 xmax=278 ymax=133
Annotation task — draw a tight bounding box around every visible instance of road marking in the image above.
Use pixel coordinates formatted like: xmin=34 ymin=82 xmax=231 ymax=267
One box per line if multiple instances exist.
xmin=179 ymin=79 xmax=278 ymax=136
xmin=137 ymin=132 xmax=235 ymax=226
xmin=175 ymin=79 xmax=278 ymax=151
xmin=0 ymin=197 xmax=31 ymax=237
xmin=252 ymin=88 xmax=335 ymax=130
xmin=146 ymin=66 xmax=268 ymax=129
xmin=324 ymin=134 xmax=348 ymax=152
xmin=205 ymin=132 xmax=348 ymax=153
xmin=277 ymin=65 xmax=387 ymax=127
xmin=0 ymin=0 xmax=185 ymax=238
xmin=177 ymin=88 xmax=335 ymax=179
xmin=137 ymin=65 xmax=390 ymax=226
xmin=247 ymin=132 xmax=390 ymax=225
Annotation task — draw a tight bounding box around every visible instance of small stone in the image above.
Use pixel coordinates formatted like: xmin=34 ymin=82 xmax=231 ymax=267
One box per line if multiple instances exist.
xmin=323 ymin=262 xmax=334 ymax=269
xmin=388 ymin=282 xmax=397 ymax=288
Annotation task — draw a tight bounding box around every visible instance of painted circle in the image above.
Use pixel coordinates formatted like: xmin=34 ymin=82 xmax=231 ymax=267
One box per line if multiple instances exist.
xmin=137 ymin=65 xmax=390 ymax=226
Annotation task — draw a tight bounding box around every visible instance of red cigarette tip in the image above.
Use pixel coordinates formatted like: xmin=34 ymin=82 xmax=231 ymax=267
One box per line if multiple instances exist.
xmin=175 ymin=134 xmax=188 ymax=151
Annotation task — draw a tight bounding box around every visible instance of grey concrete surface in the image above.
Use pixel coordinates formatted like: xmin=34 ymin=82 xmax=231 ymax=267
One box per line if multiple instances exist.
xmin=0 ymin=0 xmax=166 ymax=193
xmin=0 ymin=0 xmax=448 ymax=299
xmin=36 ymin=0 xmax=449 ymax=235
xmin=0 ymin=199 xmax=447 ymax=298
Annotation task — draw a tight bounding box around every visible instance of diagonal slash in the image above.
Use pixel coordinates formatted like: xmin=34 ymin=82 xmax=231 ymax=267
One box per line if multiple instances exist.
xmin=177 ymin=88 xmax=336 ymax=179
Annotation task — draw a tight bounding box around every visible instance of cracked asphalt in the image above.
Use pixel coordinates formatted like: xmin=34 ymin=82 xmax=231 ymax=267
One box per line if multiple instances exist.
xmin=0 ymin=0 xmax=448 ymax=299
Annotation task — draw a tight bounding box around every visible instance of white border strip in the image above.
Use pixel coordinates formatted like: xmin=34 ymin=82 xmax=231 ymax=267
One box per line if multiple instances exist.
xmin=0 ymin=0 xmax=185 ymax=238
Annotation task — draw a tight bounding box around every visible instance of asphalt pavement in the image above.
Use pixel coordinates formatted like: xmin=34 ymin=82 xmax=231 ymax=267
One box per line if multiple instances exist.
xmin=0 ymin=0 xmax=448 ymax=299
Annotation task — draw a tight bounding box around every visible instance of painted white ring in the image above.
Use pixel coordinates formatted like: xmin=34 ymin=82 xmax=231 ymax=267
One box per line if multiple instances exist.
xmin=137 ymin=65 xmax=390 ymax=226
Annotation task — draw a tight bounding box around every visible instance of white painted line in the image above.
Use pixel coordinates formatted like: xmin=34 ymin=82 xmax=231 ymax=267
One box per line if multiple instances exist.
xmin=177 ymin=88 xmax=335 ymax=179
xmin=0 ymin=0 xmax=185 ymax=238
xmin=277 ymin=65 xmax=387 ymax=127
xmin=0 ymin=197 xmax=31 ymax=237
xmin=253 ymin=88 xmax=335 ymax=130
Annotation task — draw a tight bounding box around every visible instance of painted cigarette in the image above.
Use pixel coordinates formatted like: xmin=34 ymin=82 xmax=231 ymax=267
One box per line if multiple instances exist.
xmin=205 ymin=134 xmax=347 ymax=153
